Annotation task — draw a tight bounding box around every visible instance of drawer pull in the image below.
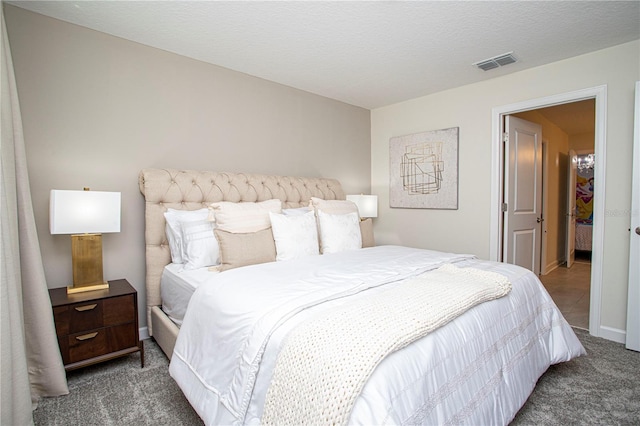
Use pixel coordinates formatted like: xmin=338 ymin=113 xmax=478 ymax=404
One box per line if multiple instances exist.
xmin=75 ymin=304 xmax=98 ymax=312
xmin=75 ymin=332 xmax=98 ymax=341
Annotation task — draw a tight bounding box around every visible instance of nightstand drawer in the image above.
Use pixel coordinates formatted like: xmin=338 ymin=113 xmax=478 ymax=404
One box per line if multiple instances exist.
xmin=54 ymin=302 xmax=104 ymax=336
xmin=54 ymin=294 xmax=136 ymax=336
xmin=64 ymin=323 xmax=137 ymax=364
xmin=66 ymin=328 xmax=108 ymax=363
xmin=68 ymin=300 xmax=104 ymax=333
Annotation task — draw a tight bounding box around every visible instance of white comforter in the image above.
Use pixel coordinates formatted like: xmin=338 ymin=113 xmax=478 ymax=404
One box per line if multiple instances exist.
xmin=169 ymin=246 xmax=585 ymax=425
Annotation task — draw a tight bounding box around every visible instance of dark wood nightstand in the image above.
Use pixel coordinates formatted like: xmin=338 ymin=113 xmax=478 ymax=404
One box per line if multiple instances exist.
xmin=49 ymin=279 xmax=144 ymax=371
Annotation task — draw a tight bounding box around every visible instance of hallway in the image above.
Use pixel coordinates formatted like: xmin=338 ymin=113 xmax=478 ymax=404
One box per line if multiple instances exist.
xmin=539 ymin=254 xmax=591 ymax=330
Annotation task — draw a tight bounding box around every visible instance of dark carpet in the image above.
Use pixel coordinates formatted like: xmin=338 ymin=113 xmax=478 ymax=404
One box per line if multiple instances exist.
xmin=33 ymin=328 xmax=639 ymax=425
xmin=511 ymin=328 xmax=639 ymax=425
xmin=33 ymin=340 xmax=203 ymax=426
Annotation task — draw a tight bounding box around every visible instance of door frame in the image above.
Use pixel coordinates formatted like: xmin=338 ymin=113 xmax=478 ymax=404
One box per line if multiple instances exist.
xmin=489 ymin=85 xmax=607 ymax=339
xmin=626 ymin=81 xmax=640 ymax=351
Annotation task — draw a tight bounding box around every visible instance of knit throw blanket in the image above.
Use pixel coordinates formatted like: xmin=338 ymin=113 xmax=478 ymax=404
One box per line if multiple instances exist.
xmin=261 ymin=264 xmax=511 ymax=425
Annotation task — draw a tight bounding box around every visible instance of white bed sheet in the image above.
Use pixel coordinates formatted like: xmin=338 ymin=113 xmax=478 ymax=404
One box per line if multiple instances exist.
xmin=161 ymin=263 xmax=218 ymax=326
xmin=169 ymin=246 xmax=585 ymax=425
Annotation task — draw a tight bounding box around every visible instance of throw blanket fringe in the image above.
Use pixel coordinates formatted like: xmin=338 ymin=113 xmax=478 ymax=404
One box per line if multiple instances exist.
xmin=261 ymin=264 xmax=511 ymax=425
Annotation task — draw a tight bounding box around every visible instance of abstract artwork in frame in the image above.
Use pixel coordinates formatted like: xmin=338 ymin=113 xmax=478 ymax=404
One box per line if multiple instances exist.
xmin=389 ymin=127 xmax=459 ymax=209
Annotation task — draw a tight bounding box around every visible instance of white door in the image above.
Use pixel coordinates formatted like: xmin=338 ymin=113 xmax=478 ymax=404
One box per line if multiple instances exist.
xmin=566 ymin=150 xmax=577 ymax=268
xmin=503 ymin=116 xmax=543 ymax=274
xmin=626 ymin=82 xmax=640 ymax=352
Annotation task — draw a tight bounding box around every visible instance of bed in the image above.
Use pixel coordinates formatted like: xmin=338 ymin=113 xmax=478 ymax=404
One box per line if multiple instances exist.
xmin=575 ymin=222 xmax=593 ymax=252
xmin=139 ymin=168 xmax=585 ymax=425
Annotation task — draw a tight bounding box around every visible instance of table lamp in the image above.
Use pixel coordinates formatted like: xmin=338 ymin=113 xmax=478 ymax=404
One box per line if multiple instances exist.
xmin=50 ymin=189 xmax=121 ymax=294
xmin=346 ymin=194 xmax=378 ymax=219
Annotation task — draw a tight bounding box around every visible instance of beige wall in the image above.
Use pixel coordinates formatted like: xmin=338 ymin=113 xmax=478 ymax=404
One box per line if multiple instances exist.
xmin=372 ymin=40 xmax=639 ymax=335
xmin=512 ymin=110 xmax=570 ymax=273
xmin=4 ymin=5 xmax=371 ymax=329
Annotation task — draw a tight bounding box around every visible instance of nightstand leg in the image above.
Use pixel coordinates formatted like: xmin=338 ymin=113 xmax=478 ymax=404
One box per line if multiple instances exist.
xmin=139 ymin=339 xmax=145 ymax=368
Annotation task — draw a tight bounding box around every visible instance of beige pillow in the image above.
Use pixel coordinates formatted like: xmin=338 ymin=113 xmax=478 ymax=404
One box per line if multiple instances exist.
xmin=214 ymin=228 xmax=277 ymax=271
xmin=310 ymin=197 xmax=374 ymax=248
xmin=210 ymin=199 xmax=282 ymax=233
xmin=309 ymin=197 xmax=358 ymax=215
xmin=359 ymin=218 xmax=375 ymax=248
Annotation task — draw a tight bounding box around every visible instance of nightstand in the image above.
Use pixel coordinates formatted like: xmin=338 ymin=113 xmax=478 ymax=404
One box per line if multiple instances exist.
xmin=49 ymin=279 xmax=144 ymax=371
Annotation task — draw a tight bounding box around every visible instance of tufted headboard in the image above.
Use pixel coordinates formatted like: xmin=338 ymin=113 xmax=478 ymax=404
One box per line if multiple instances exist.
xmin=138 ymin=168 xmax=345 ymax=333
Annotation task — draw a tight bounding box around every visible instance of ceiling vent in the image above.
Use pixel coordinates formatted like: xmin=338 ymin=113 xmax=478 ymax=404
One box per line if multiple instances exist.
xmin=473 ymin=52 xmax=517 ymax=71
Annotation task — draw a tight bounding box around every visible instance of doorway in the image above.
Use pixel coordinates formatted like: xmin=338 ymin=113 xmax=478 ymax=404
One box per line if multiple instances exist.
xmin=511 ymin=101 xmax=595 ymax=266
xmin=509 ymin=102 xmax=594 ymax=330
xmin=490 ymin=85 xmax=606 ymax=338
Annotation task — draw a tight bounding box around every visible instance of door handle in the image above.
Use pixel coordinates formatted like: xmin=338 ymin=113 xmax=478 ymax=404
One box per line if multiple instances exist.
xmin=75 ymin=332 xmax=98 ymax=341
xmin=75 ymin=304 xmax=97 ymax=312
xmin=636 ymin=227 xmax=640 ymax=236
xmin=537 ymin=217 xmax=543 ymax=223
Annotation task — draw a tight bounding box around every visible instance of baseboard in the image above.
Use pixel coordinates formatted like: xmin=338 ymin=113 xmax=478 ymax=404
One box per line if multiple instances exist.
xmin=598 ymin=325 xmax=626 ymax=344
xmin=139 ymin=326 xmax=150 ymax=340
xmin=543 ymin=260 xmax=561 ymax=275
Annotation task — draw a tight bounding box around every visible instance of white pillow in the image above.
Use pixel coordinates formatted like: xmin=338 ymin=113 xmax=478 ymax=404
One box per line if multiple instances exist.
xmin=164 ymin=208 xmax=209 ymax=264
xmin=210 ymin=199 xmax=282 ymax=233
xmin=181 ymin=219 xmax=219 ymax=270
xmin=269 ymin=211 xmax=319 ymax=261
xmin=317 ymin=210 xmax=362 ymax=254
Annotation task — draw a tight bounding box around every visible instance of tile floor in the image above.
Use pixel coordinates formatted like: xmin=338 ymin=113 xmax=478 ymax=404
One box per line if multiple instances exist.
xmin=538 ymin=252 xmax=591 ymax=330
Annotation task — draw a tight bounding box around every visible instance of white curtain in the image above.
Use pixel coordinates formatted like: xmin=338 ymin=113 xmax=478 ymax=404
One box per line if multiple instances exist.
xmin=1 ymin=7 xmax=68 ymax=425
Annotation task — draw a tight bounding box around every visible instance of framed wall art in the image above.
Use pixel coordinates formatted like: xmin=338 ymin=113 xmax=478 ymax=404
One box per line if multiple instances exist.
xmin=389 ymin=127 xmax=459 ymax=209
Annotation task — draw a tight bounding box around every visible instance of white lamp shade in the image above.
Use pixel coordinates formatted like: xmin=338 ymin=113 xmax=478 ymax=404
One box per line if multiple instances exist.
xmin=346 ymin=194 xmax=378 ymax=218
xmin=50 ymin=190 xmax=121 ymax=234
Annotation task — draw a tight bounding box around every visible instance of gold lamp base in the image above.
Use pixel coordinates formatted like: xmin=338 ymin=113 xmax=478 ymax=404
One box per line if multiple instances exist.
xmin=67 ymin=233 xmax=110 ymax=294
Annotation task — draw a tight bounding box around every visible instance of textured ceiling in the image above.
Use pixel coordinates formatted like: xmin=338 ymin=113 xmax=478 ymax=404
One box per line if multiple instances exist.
xmin=7 ymin=1 xmax=640 ymax=109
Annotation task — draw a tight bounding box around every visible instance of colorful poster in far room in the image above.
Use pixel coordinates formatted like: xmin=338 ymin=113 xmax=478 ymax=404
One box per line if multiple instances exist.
xmin=576 ymin=174 xmax=594 ymax=224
